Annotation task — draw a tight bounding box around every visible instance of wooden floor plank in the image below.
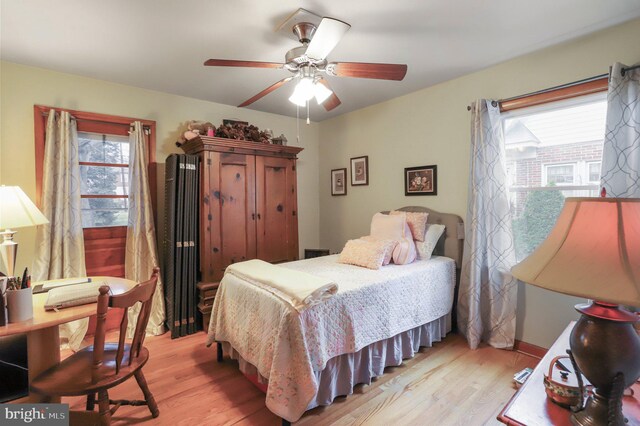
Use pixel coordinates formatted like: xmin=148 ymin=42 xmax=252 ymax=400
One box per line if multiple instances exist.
xmin=63 ymin=331 xmax=537 ymax=425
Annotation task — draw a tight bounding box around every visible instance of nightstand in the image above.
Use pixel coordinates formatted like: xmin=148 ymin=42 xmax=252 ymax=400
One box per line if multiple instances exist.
xmin=498 ymin=321 xmax=640 ymax=425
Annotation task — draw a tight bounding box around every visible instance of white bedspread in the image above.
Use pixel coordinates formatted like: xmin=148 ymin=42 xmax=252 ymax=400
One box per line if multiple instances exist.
xmin=207 ymin=255 xmax=456 ymax=422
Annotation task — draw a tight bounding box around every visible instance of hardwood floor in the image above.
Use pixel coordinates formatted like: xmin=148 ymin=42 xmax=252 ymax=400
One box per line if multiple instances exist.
xmin=65 ymin=331 xmax=537 ymax=425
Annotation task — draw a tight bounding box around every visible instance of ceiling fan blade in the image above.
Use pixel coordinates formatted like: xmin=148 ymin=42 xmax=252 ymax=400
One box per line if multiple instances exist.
xmin=318 ymin=79 xmax=342 ymax=111
xmin=238 ymin=77 xmax=293 ymax=108
xmin=327 ymin=62 xmax=408 ymax=81
xmin=204 ymin=59 xmax=283 ymax=69
xmin=305 ymin=17 xmax=351 ymax=60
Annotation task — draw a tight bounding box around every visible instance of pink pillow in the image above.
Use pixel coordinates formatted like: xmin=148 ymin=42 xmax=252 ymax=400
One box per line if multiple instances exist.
xmin=360 ymin=236 xmax=397 ymax=265
xmin=392 ymin=222 xmax=417 ymax=264
xmin=390 ymin=210 xmax=429 ymax=241
xmin=339 ymin=239 xmax=386 ymax=270
xmin=370 ymin=212 xmax=406 ymax=240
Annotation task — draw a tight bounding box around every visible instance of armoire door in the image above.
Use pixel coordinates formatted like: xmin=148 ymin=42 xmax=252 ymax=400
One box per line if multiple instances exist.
xmin=202 ymin=151 xmax=257 ymax=281
xmin=255 ymin=156 xmax=299 ymax=263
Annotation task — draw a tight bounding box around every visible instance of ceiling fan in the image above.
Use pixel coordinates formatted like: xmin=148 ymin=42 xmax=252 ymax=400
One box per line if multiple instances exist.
xmin=204 ymin=15 xmax=408 ymax=112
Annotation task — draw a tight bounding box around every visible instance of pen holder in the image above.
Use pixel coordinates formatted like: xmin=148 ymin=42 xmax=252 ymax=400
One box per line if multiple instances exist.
xmin=6 ymin=287 xmax=33 ymax=323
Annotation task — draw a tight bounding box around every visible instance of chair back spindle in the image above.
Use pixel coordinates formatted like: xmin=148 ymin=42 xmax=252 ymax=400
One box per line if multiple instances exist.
xmin=91 ymin=268 xmax=160 ymax=379
xmin=91 ymin=286 xmax=111 ymax=383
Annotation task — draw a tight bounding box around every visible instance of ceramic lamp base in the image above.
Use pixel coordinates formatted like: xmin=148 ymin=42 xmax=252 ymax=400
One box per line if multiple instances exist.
xmin=0 ymin=229 xmax=18 ymax=277
xmin=569 ymin=302 xmax=640 ymax=426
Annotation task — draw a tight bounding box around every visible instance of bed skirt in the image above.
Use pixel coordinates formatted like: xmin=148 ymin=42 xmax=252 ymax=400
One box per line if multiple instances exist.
xmin=221 ymin=312 xmax=451 ymax=412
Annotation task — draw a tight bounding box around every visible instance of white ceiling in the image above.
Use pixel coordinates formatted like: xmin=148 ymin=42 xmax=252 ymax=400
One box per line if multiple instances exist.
xmin=2 ymin=0 xmax=640 ymax=121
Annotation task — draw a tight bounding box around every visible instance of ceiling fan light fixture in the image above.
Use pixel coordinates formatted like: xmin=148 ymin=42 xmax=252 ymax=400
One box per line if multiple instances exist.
xmin=289 ymin=77 xmax=315 ymax=106
xmin=313 ymin=81 xmax=332 ymax=104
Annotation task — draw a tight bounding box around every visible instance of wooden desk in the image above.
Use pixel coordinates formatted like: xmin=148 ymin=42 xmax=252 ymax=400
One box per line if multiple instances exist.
xmin=498 ymin=322 xmax=640 ymax=425
xmin=0 ymin=277 xmax=135 ymax=402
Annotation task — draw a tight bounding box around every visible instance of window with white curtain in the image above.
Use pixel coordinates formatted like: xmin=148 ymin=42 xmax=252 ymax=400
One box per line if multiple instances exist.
xmin=503 ymin=92 xmax=607 ymax=260
xmin=78 ymin=131 xmax=130 ymax=228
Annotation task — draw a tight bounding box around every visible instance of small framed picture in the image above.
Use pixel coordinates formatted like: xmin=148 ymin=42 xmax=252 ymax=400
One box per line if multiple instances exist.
xmin=405 ymin=165 xmax=437 ymax=196
xmin=331 ymin=168 xmax=347 ymax=196
xmin=350 ymin=156 xmax=369 ymax=186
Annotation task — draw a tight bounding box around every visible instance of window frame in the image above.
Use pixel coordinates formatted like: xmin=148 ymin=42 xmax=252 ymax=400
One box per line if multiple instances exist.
xmin=34 ymin=105 xmax=157 ymax=277
xmin=499 ymin=76 xmax=608 ymax=112
xmin=78 ymin=131 xmax=131 ymax=228
xmin=587 ymin=160 xmax=602 ymax=184
xmin=543 ymin=162 xmax=577 ymax=186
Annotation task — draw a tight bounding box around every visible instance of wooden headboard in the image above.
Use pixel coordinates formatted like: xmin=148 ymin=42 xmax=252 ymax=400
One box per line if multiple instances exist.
xmin=383 ymin=206 xmax=464 ymax=268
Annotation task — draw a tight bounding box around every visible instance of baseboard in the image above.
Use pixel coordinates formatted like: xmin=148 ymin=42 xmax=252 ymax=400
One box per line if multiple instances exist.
xmin=514 ymin=339 xmax=547 ymax=359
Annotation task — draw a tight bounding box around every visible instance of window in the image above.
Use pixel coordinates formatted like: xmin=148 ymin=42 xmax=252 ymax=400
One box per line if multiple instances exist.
xmin=588 ymin=161 xmax=601 ymax=183
xmin=503 ymin=91 xmax=607 ymax=260
xmin=79 ymin=132 xmax=130 ymax=227
xmin=544 ymin=163 xmax=575 ymax=185
xmin=34 ymin=106 xmax=156 ymax=278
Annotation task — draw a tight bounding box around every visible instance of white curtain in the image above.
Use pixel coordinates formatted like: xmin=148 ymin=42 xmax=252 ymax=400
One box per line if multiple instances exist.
xmin=457 ymin=100 xmax=518 ymax=350
xmin=600 ymin=62 xmax=640 ymax=197
xmin=33 ymin=110 xmax=88 ymax=350
xmin=125 ymin=121 xmax=165 ymax=335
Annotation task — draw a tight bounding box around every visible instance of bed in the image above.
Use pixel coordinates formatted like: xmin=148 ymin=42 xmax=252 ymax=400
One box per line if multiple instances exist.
xmin=207 ymin=206 xmax=464 ymax=423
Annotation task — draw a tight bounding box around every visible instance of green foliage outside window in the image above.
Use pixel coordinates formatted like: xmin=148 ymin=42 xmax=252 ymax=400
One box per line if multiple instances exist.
xmin=512 ymin=184 xmax=565 ymax=260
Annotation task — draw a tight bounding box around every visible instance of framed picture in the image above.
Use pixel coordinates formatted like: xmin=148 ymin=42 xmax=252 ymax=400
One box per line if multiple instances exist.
xmin=331 ymin=168 xmax=347 ymax=196
xmin=222 ymin=119 xmax=248 ymax=127
xmin=350 ymin=156 xmax=369 ymax=186
xmin=405 ymin=165 xmax=437 ymax=196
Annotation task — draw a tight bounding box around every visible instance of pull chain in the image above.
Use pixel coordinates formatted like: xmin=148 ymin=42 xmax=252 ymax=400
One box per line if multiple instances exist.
xmin=296 ymin=103 xmax=300 ymax=145
xmin=306 ymin=100 xmax=310 ymax=125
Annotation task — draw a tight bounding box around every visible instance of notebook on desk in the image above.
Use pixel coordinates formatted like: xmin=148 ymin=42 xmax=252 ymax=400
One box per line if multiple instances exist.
xmin=32 ymin=277 xmax=92 ymax=294
xmin=44 ymin=281 xmax=107 ymax=311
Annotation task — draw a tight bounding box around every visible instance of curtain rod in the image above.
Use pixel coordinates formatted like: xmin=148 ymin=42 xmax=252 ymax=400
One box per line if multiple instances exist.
xmin=466 ymin=64 xmax=638 ymax=111
xmin=621 ymin=63 xmax=640 ymax=75
xmin=466 ymin=74 xmax=607 ymax=111
xmin=39 ymin=110 xmax=153 ymax=129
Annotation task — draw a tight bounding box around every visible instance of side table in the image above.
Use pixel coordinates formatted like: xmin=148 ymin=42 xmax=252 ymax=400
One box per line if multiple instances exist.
xmin=498 ymin=321 xmax=639 ymax=425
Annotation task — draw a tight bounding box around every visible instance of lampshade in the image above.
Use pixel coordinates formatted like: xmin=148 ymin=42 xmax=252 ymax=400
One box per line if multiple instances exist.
xmin=289 ymin=78 xmax=334 ymax=107
xmin=0 ymin=186 xmax=49 ymax=229
xmin=313 ymin=82 xmax=333 ymax=104
xmin=289 ymin=78 xmax=315 ymax=106
xmin=511 ymin=197 xmax=640 ymax=307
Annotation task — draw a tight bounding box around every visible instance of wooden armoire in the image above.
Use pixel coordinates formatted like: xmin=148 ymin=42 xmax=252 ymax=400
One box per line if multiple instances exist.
xmin=180 ymin=135 xmax=303 ymax=285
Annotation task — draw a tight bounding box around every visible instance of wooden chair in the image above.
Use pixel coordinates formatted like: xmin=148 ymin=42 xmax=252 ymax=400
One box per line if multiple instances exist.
xmin=31 ymin=268 xmax=161 ymax=425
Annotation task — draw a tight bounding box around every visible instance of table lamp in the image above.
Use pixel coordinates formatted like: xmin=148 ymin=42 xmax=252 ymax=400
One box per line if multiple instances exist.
xmin=512 ymin=197 xmax=640 ymax=426
xmin=0 ymin=186 xmax=49 ymax=278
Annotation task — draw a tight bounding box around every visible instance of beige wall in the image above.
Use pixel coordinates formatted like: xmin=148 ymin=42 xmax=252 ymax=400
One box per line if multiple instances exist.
xmin=2 ymin=19 xmax=639 ymax=349
xmin=0 ymin=61 xmax=320 ymax=272
xmin=317 ymin=19 xmax=640 ymax=348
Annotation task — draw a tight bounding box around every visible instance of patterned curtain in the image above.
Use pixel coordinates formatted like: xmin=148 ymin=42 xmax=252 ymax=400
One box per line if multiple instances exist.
xmin=457 ymin=100 xmax=518 ymax=350
xmin=33 ymin=110 xmax=88 ymax=350
xmin=125 ymin=121 xmax=165 ymax=335
xmin=600 ymin=62 xmax=640 ymax=197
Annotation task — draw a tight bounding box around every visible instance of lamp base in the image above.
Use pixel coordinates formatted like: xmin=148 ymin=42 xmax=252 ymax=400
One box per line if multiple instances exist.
xmin=571 ymin=386 xmax=626 ymax=426
xmin=569 ymin=302 xmax=640 ymax=426
xmin=0 ymin=229 xmax=18 ymax=278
